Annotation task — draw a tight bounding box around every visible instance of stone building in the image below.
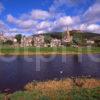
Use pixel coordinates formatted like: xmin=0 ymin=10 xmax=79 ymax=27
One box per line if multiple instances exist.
xmin=21 ymin=36 xmax=33 ymax=47
xmin=33 ymin=35 xmax=45 ymax=47
xmin=50 ymin=39 xmax=61 ymax=47
xmin=63 ymin=30 xmax=73 ymax=43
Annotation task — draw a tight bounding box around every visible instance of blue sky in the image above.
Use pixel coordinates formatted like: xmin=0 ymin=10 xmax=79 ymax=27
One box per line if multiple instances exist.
xmin=0 ymin=0 xmax=100 ymax=35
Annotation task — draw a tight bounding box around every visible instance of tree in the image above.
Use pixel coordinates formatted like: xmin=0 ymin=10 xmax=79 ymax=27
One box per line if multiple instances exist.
xmin=44 ymin=35 xmax=52 ymax=44
xmin=15 ymin=34 xmax=22 ymax=44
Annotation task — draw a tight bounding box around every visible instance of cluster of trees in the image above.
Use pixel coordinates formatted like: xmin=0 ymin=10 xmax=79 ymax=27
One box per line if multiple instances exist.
xmin=0 ymin=34 xmax=22 ymax=46
xmin=15 ymin=34 xmax=22 ymax=44
xmin=44 ymin=32 xmax=65 ymax=44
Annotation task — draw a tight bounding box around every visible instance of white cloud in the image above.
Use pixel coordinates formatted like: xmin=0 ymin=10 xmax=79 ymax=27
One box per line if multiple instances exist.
xmin=55 ymin=16 xmax=73 ymax=26
xmin=0 ymin=20 xmax=8 ymax=31
xmin=58 ymin=16 xmax=73 ymax=25
xmin=36 ymin=21 xmax=52 ymax=30
xmin=7 ymin=14 xmax=37 ymax=29
xmin=0 ymin=3 xmax=4 ymax=14
xmin=5 ymin=3 xmax=100 ymax=35
xmin=17 ymin=20 xmax=37 ymax=29
xmin=31 ymin=9 xmax=50 ymax=20
xmin=7 ymin=14 xmax=17 ymax=23
xmin=83 ymin=1 xmax=100 ymax=23
xmin=53 ymin=16 xmax=74 ymax=31
xmin=49 ymin=0 xmax=73 ymax=12
xmin=87 ymin=24 xmax=100 ymax=33
xmin=6 ymin=12 xmax=80 ymax=34
xmin=49 ymin=0 xmax=87 ymax=13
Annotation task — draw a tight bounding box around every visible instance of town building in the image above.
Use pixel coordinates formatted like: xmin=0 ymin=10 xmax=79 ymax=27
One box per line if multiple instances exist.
xmin=21 ymin=36 xmax=33 ymax=47
xmin=33 ymin=35 xmax=45 ymax=47
xmin=50 ymin=39 xmax=61 ymax=47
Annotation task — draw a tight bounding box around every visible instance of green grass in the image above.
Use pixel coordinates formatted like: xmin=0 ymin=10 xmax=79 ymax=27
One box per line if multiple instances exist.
xmin=0 ymin=46 xmax=100 ymax=54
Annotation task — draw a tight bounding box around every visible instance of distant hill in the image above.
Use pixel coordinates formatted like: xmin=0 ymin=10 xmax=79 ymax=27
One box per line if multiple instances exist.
xmin=70 ymin=30 xmax=100 ymax=39
xmin=33 ymin=30 xmax=100 ymax=40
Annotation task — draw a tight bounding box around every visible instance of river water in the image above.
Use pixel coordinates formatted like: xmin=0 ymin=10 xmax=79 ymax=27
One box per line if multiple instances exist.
xmin=0 ymin=54 xmax=100 ymax=92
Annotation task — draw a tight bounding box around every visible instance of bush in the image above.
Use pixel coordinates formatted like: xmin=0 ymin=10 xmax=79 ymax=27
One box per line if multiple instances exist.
xmin=3 ymin=40 xmax=13 ymax=45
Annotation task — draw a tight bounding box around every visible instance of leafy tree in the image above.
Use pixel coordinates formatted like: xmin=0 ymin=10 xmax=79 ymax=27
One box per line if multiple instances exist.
xmin=44 ymin=35 xmax=52 ymax=44
xmin=15 ymin=34 xmax=22 ymax=44
xmin=50 ymin=32 xmax=65 ymax=39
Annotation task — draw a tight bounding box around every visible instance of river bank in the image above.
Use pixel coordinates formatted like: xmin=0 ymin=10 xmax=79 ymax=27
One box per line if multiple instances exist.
xmin=0 ymin=47 xmax=100 ymax=55
xmin=1 ymin=78 xmax=100 ymax=100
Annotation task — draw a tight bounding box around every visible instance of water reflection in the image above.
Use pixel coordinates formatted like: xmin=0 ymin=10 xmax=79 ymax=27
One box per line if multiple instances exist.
xmin=0 ymin=54 xmax=100 ymax=92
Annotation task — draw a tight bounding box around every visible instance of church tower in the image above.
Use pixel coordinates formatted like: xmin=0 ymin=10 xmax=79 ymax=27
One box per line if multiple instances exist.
xmin=64 ymin=25 xmax=72 ymax=43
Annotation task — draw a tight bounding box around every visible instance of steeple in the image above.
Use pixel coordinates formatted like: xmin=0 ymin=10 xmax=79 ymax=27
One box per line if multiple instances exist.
xmin=63 ymin=25 xmax=72 ymax=43
xmin=66 ymin=25 xmax=70 ymax=40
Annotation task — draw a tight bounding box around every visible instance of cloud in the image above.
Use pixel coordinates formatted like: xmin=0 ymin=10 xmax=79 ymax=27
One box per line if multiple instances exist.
xmin=31 ymin=9 xmax=50 ymax=20
xmin=57 ymin=16 xmax=74 ymax=25
xmin=36 ymin=21 xmax=52 ymax=30
xmin=0 ymin=20 xmax=8 ymax=31
xmin=7 ymin=14 xmax=37 ymax=29
xmin=6 ymin=11 xmax=82 ymax=34
xmin=87 ymin=24 xmax=100 ymax=32
xmin=52 ymin=16 xmax=72 ymax=31
xmin=0 ymin=2 xmax=4 ymax=14
xmin=7 ymin=14 xmax=17 ymax=23
xmin=49 ymin=0 xmax=90 ymax=13
xmin=17 ymin=20 xmax=37 ymax=29
xmin=6 ymin=2 xmax=100 ymax=35
xmin=83 ymin=1 xmax=100 ymax=23
xmin=6 ymin=9 xmax=52 ymax=34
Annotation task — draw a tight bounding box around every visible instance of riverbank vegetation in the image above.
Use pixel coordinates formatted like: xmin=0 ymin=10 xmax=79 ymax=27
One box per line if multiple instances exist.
xmin=0 ymin=46 xmax=100 ymax=55
xmin=0 ymin=78 xmax=100 ymax=100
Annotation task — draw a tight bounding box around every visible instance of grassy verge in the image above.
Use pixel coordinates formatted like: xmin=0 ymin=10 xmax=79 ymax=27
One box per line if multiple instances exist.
xmin=1 ymin=78 xmax=100 ymax=100
xmin=0 ymin=46 xmax=100 ymax=55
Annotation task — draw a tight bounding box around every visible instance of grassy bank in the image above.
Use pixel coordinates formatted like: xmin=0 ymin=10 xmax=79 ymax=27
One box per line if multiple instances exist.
xmin=1 ymin=78 xmax=100 ymax=100
xmin=0 ymin=46 xmax=100 ymax=55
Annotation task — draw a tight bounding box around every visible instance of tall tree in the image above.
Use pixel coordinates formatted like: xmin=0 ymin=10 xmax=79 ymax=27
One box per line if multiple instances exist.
xmin=44 ymin=34 xmax=52 ymax=44
xmin=15 ymin=34 xmax=22 ymax=44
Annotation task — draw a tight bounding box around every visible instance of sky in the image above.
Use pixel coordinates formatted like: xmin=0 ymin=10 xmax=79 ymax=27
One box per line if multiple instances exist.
xmin=0 ymin=0 xmax=100 ymax=35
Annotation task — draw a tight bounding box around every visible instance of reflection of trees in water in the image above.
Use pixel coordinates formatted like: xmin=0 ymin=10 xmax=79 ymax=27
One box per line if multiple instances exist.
xmin=40 ymin=56 xmax=61 ymax=80
xmin=16 ymin=56 xmax=24 ymax=86
xmin=73 ymin=55 xmax=81 ymax=64
xmin=72 ymin=55 xmax=82 ymax=77
xmin=41 ymin=61 xmax=54 ymax=80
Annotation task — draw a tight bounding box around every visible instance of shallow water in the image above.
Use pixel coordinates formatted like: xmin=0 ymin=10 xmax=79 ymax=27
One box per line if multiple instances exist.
xmin=0 ymin=54 xmax=100 ymax=92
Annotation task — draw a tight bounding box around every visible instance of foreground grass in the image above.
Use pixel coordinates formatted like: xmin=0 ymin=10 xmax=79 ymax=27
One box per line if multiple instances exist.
xmin=1 ymin=78 xmax=100 ymax=100
xmin=0 ymin=46 xmax=100 ymax=55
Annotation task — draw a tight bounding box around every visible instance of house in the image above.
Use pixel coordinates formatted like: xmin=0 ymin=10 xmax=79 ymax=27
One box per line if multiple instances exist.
xmin=86 ymin=39 xmax=95 ymax=45
xmin=90 ymin=36 xmax=100 ymax=46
